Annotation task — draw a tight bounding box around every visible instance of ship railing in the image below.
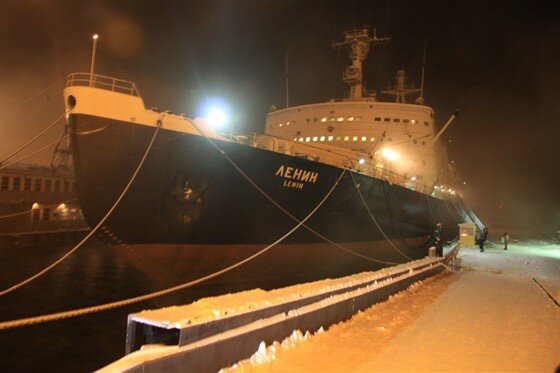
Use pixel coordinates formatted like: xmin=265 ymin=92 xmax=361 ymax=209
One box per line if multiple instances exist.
xmin=66 ymin=73 xmax=141 ymax=97
xmin=248 ymin=133 xmax=434 ymax=194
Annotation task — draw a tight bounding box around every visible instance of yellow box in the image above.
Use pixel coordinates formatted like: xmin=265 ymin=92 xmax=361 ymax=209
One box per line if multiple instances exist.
xmin=458 ymin=223 xmax=476 ymax=247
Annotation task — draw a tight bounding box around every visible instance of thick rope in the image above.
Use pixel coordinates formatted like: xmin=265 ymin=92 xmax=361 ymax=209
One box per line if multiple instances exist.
xmin=0 ymin=198 xmax=79 ymax=220
xmin=191 ymin=124 xmax=399 ymax=266
xmin=0 ymin=135 xmax=68 ymax=170
xmin=0 ymin=113 xmax=66 ymax=164
xmin=0 ymin=166 xmax=345 ymax=329
xmin=350 ymin=171 xmax=413 ymax=261
xmin=0 ymin=117 xmax=164 ymax=297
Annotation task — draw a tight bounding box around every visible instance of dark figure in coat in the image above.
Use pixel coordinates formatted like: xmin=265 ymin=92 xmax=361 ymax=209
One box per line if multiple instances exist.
xmin=478 ymin=227 xmax=489 ymax=252
xmin=434 ymin=223 xmax=444 ymax=257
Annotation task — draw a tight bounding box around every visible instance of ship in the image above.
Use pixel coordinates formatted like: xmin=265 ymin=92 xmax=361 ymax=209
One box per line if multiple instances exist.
xmin=62 ymin=28 xmax=483 ymax=289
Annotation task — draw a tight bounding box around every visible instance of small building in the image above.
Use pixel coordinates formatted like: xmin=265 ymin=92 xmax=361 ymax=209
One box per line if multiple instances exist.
xmin=458 ymin=222 xmax=476 ymax=247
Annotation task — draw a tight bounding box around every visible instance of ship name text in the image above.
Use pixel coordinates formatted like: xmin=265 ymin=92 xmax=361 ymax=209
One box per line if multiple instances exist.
xmin=276 ymin=165 xmax=318 ymax=189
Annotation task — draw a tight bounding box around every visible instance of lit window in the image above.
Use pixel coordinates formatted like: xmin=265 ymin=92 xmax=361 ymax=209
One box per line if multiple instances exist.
xmin=370 ymin=137 xmax=375 ymax=142
xmin=328 ymin=136 xmax=334 ymax=141
xmin=337 ymin=117 xmax=344 ymax=122
xmin=293 ymin=137 xmax=298 ymax=141
xmin=321 ymin=117 xmax=327 ymax=122
xmin=348 ymin=116 xmax=354 ymax=121
xmin=344 ymin=136 xmax=349 ymax=141
xmin=403 ymin=119 xmax=410 ymax=123
xmin=279 ymin=123 xmax=283 ymax=127
xmin=384 ymin=118 xmax=391 ymax=122
xmin=352 ymin=136 xmax=358 ymax=141
xmin=299 ymin=137 xmax=304 ymax=142
xmin=305 ymin=137 xmax=310 ymax=142
xmin=355 ymin=116 xmax=362 ymax=121
xmin=286 ymin=121 xmax=291 ymax=126
xmin=374 ymin=117 xmax=381 ymax=121
xmin=361 ymin=136 xmax=366 ymax=142
xmin=411 ymin=119 xmax=416 ymax=124
xmin=320 ymin=136 xmax=325 ymax=141
xmin=336 ymin=136 xmax=340 ymax=141
xmin=329 ymin=117 xmax=335 ymax=122
xmin=313 ymin=136 xmax=318 ymax=142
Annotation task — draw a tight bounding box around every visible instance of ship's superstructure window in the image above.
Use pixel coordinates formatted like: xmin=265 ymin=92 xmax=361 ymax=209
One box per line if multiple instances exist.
xmin=34 ymin=178 xmax=42 ymax=192
xmin=370 ymin=137 xmax=375 ymax=142
xmin=328 ymin=136 xmax=334 ymax=141
xmin=356 ymin=116 xmax=362 ymax=121
xmin=353 ymin=136 xmax=358 ymax=141
xmin=374 ymin=117 xmax=381 ymax=121
xmin=54 ymin=180 xmax=61 ymax=192
xmin=313 ymin=117 xmax=318 ymax=122
xmin=329 ymin=117 xmax=335 ymax=122
xmin=305 ymin=118 xmax=310 ymax=123
xmin=384 ymin=118 xmax=391 ymax=122
xmin=320 ymin=136 xmax=326 ymax=141
xmin=13 ymin=177 xmax=21 ymax=191
xmin=348 ymin=116 xmax=354 ymax=121
xmin=24 ymin=178 xmax=31 ymax=191
xmin=313 ymin=136 xmax=318 ymax=142
xmin=305 ymin=137 xmax=310 ymax=142
xmin=403 ymin=119 xmax=410 ymax=123
xmin=45 ymin=179 xmax=52 ymax=192
xmin=424 ymin=121 xmax=429 ymax=126
xmin=1 ymin=176 xmax=8 ymax=190
xmin=321 ymin=117 xmax=327 ymax=122
xmin=361 ymin=136 xmax=367 ymax=142
xmin=64 ymin=181 xmax=70 ymax=192
xmin=393 ymin=118 xmax=400 ymax=123
xmin=337 ymin=117 xmax=344 ymax=122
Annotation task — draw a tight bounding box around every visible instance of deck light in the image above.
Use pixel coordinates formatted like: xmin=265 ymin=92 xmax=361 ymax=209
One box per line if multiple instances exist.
xmin=381 ymin=148 xmax=398 ymax=161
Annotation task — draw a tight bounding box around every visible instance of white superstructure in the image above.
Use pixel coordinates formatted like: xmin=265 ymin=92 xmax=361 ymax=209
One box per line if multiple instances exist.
xmin=265 ymin=27 xmax=442 ymax=193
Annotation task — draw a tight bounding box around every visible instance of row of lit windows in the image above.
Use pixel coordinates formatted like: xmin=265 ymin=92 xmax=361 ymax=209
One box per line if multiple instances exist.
xmin=293 ymin=136 xmax=376 ymax=143
xmin=0 ymin=175 xmax=75 ymax=193
xmin=275 ymin=116 xmax=430 ymax=127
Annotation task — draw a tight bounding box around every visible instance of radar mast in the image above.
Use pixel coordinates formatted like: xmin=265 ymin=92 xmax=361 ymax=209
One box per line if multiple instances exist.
xmin=332 ymin=27 xmax=390 ymax=100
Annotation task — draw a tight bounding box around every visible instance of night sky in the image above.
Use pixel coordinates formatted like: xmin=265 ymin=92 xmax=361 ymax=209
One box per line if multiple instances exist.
xmin=1 ymin=0 xmax=558 ymax=231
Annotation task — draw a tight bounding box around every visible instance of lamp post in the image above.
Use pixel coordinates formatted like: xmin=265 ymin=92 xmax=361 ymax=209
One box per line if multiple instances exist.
xmin=89 ymin=34 xmax=99 ymax=86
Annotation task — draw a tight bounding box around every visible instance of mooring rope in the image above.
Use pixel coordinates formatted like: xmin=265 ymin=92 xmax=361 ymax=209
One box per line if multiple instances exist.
xmin=190 ymin=123 xmax=400 ymax=266
xmin=0 ymin=135 xmax=68 ymax=171
xmin=0 ymin=117 xmax=164 ymax=297
xmin=0 ymin=198 xmax=79 ymax=220
xmin=0 ymin=165 xmax=345 ymax=329
xmin=0 ymin=113 xmax=66 ymax=164
xmin=350 ymin=171 xmax=414 ymax=261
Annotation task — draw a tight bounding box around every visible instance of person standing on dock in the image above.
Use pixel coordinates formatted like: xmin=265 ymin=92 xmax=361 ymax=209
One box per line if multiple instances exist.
xmin=478 ymin=227 xmax=489 ymax=252
xmin=434 ymin=223 xmax=444 ymax=257
xmin=502 ymin=232 xmax=509 ymax=250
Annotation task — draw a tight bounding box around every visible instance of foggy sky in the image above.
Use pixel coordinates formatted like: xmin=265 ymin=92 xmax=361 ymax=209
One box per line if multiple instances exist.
xmin=1 ymin=0 xmax=558 ymax=230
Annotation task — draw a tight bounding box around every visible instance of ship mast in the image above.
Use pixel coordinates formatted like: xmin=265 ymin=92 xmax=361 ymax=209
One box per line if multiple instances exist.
xmin=332 ymin=27 xmax=390 ymax=100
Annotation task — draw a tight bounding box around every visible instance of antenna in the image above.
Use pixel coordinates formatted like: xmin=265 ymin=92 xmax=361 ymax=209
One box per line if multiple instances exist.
xmin=285 ymin=52 xmax=289 ymax=108
xmin=417 ymin=39 xmax=428 ymax=104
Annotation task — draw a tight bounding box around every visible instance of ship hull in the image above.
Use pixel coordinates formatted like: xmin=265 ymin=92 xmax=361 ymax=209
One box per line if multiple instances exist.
xmin=69 ymin=114 xmax=464 ymax=286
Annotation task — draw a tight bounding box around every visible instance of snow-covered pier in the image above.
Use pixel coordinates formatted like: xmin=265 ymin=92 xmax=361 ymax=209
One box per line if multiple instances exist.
xmin=100 ymin=254 xmax=450 ymax=372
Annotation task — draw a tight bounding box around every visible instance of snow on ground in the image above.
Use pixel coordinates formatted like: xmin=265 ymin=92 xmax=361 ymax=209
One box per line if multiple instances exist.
xmin=225 ymin=240 xmax=560 ymax=372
